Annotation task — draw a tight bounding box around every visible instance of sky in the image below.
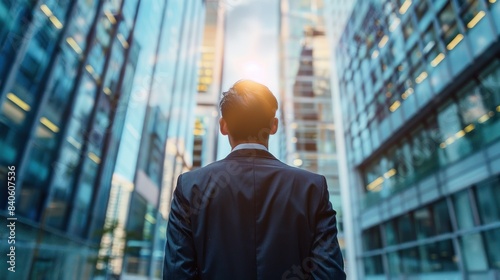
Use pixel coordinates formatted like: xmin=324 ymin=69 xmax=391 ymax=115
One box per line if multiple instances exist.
xmin=216 ymin=0 xmax=281 ymax=159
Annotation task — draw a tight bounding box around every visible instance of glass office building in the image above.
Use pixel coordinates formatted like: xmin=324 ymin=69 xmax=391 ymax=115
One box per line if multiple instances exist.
xmin=334 ymin=0 xmax=500 ymax=279
xmin=280 ymin=0 xmax=345 ymax=252
xmin=0 ymin=0 xmax=137 ymax=278
xmin=100 ymin=0 xmax=206 ymax=279
xmin=0 ymin=0 xmax=206 ymax=279
xmin=192 ymin=1 xmax=225 ymax=169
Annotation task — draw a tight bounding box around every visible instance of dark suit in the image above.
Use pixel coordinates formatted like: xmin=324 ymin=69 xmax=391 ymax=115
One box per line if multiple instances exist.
xmin=163 ymin=149 xmax=345 ymax=280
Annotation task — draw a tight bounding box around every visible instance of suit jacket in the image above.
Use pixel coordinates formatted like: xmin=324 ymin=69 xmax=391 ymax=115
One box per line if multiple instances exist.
xmin=163 ymin=149 xmax=345 ymax=280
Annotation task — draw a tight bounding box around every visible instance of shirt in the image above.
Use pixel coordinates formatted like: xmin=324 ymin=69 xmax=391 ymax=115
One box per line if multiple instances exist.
xmin=231 ymin=143 xmax=268 ymax=152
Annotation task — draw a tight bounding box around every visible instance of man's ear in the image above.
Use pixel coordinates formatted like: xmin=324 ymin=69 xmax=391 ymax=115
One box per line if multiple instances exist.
xmin=269 ymin=117 xmax=278 ymax=135
xmin=219 ymin=118 xmax=229 ymax=135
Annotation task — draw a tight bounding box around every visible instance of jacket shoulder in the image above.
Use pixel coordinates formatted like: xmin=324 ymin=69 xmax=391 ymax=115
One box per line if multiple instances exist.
xmin=181 ymin=160 xmax=226 ymax=178
xmin=278 ymin=163 xmax=326 ymax=182
xmin=179 ymin=158 xmax=326 ymax=187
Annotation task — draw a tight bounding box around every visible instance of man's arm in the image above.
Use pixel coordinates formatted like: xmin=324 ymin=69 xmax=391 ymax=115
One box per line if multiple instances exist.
xmin=163 ymin=175 xmax=199 ymax=280
xmin=310 ymin=176 xmax=346 ymax=279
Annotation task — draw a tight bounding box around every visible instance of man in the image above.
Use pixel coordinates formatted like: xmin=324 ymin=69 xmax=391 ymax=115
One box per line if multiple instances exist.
xmin=164 ymin=80 xmax=345 ymax=280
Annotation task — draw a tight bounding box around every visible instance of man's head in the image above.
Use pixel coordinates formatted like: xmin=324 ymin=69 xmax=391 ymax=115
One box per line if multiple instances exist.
xmin=219 ymin=80 xmax=278 ymax=147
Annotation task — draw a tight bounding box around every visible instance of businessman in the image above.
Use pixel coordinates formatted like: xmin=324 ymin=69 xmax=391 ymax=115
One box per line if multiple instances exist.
xmin=163 ymin=80 xmax=345 ymax=279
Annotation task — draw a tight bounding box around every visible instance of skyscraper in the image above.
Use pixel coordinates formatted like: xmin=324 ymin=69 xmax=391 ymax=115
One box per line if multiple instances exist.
xmin=100 ymin=0 xmax=206 ymax=279
xmin=0 ymin=0 xmax=139 ymax=278
xmin=335 ymin=0 xmax=500 ymax=279
xmin=192 ymin=1 xmax=226 ymax=169
xmin=280 ymin=0 xmax=345 ymax=255
xmin=0 ymin=0 xmax=206 ymax=279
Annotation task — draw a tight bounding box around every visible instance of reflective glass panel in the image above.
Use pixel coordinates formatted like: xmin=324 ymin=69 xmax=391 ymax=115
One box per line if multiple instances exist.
xmin=453 ymin=190 xmax=475 ymax=230
xmin=433 ymin=199 xmax=453 ymax=235
xmin=401 ymin=247 xmax=420 ymax=274
xmin=398 ymin=213 xmax=416 ymax=243
xmin=483 ymin=228 xmax=500 ymax=269
xmin=460 ymin=233 xmax=488 ymax=271
xmin=419 ymin=239 xmax=458 ymax=272
xmin=364 ymin=255 xmax=384 ymax=275
xmin=475 ymin=177 xmax=500 ymax=225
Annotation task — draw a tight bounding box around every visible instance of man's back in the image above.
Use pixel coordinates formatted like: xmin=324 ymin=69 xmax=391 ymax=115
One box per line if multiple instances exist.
xmin=164 ymin=149 xmax=345 ymax=280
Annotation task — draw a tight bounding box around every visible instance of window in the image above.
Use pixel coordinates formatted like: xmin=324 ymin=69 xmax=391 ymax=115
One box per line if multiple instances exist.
xmin=380 ymin=56 xmax=388 ymax=72
xmin=361 ymin=129 xmax=371 ymax=157
xmin=477 ymin=61 xmax=500 ymax=144
xmin=44 ymin=142 xmax=80 ymax=229
xmin=483 ymin=228 xmax=500 ymax=269
xmin=34 ymin=21 xmax=55 ymax=50
xmin=353 ymin=136 xmax=362 ymax=163
xmin=126 ymin=194 xmax=148 ymax=258
xmin=403 ymin=19 xmax=415 ymax=40
xmin=460 ymin=233 xmax=488 ymax=271
xmin=370 ymin=119 xmax=380 ymax=149
xmin=364 ymin=255 xmax=384 ymax=275
xmin=401 ymin=247 xmax=420 ymax=274
xmin=415 ymin=0 xmax=429 ymax=21
xmin=433 ymin=199 xmax=452 ymax=235
xmin=475 ymin=177 xmax=500 ymax=225
xmin=384 ymin=221 xmax=398 ymax=246
xmin=410 ymin=126 xmax=439 ymax=178
xmin=382 ymin=45 xmax=394 ymax=72
xmin=387 ymin=23 xmax=401 ymax=49
xmin=18 ymin=53 xmax=42 ymax=86
xmin=388 ymin=251 xmax=401 ymax=276
xmin=419 ymin=240 xmax=458 ymax=272
xmin=422 ymin=26 xmax=441 ymax=65
xmin=453 ymin=190 xmax=476 ymax=230
xmin=438 ymin=100 xmax=472 ymax=164
xmin=460 ymin=0 xmax=483 ymax=31
xmin=409 ymin=44 xmax=424 ymax=80
xmin=414 ymin=207 xmax=434 ymax=239
xmin=363 ymin=226 xmax=382 ymax=251
xmin=398 ymin=213 xmax=416 ymax=243
xmin=438 ymin=4 xmax=460 ymax=46
xmin=68 ymin=158 xmax=99 ymax=237
xmin=393 ymin=139 xmax=413 ymax=186
xmin=382 ymin=149 xmax=398 ymax=194
xmin=395 ymin=61 xmax=410 ymax=84
xmin=457 ymin=83 xmax=485 ymax=145
xmin=370 ymin=70 xmax=377 ymax=85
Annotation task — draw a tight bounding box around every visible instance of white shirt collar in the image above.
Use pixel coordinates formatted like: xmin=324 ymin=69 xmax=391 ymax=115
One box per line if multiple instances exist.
xmin=232 ymin=143 xmax=268 ymax=152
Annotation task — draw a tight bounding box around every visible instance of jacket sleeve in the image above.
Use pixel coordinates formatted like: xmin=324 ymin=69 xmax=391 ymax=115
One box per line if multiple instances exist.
xmin=310 ymin=176 xmax=346 ymax=280
xmin=163 ymin=175 xmax=199 ymax=280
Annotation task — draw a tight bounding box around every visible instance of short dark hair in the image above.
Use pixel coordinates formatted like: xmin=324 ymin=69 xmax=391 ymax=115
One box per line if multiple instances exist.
xmin=219 ymin=80 xmax=278 ymax=141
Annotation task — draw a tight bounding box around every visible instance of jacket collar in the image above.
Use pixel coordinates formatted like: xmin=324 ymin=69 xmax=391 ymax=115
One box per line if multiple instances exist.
xmin=224 ymin=149 xmax=278 ymax=161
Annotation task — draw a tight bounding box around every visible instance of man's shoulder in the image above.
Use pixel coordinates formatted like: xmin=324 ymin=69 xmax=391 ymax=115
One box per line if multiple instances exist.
xmin=181 ymin=157 xmax=324 ymax=182
xmin=284 ymin=165 xmax=326 ymax=183
xmin=182 ymin=160 xmax=226 ymax=177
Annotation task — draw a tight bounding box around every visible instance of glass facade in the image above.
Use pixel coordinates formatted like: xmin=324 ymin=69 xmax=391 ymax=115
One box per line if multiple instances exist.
xmin=358 ymin=176 xmax=500 ymax=278
xmin=102 ymin=0 xmax=206 ymax=278
xmin=0 ymin=0 xmax=206 ymax=279
xmin=280 ymin=0 xmax=344 ymax=241
xmin=335 ymin=0 xmax=500 ymax=278
xmin=0 ymin=0 xmax=133 ymax=278
xmin=192 ymin=0 xmax=225 ymax=170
